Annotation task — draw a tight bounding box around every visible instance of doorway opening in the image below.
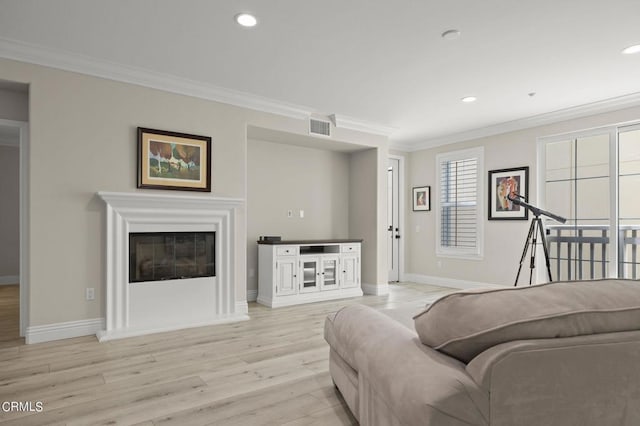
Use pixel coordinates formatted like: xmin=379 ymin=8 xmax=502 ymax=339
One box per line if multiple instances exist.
xmin=388 ymin=156 xmax=404 ymax=282
xmin=0 ymin=117 xmax=29 ymax=344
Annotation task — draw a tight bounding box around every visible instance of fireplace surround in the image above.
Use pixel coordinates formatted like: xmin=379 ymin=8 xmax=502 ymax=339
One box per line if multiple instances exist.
xmin=97 ymin=191 xmax=247 ymax=341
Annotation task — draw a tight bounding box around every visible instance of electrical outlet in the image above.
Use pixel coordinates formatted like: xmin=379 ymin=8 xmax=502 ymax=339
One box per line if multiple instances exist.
xmin=287 ymin=209 xmax=293 ymax=218
xmin=86 ymin=288 xmax=95 ymax=301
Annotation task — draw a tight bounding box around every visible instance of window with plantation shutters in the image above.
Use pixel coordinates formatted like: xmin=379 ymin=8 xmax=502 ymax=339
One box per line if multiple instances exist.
xmin=436 ymin=148 xmax=484 ymax=259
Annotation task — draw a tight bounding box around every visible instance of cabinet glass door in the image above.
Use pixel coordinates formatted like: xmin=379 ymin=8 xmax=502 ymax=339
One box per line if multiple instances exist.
xmin=321 ymin=258 xmax=339 ymax=290
xmin=301 ymin=259 xmax=319 ymax=292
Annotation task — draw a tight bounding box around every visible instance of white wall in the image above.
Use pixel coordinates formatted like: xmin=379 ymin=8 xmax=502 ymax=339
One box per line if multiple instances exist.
xmin=0 ymin=145 xmax=19 ymax=279
xmin=246 ymin=139 xmax=351 ymax=296
xmin=405 ymin=105 xmax=640 ymax=287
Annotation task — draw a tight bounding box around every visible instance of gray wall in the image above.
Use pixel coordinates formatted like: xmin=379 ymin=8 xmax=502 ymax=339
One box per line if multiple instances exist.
xmin=0 ymin=87 xmax=28 ymax=122
xmin=405 ymin=105 xmax=640 ymax=286
xmin=247 ymin=139 xmax=351 ymax=296
xmin=0 ymin=57 xmax=388 ymax=327
xmin=0 ymin=145 xmax=19 ymax=278
xmin=349 ymin=148 xmax=379 ymax=286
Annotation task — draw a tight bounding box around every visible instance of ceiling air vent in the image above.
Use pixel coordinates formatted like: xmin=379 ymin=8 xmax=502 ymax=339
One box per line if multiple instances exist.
xmin=309 ymin=118 xmax=331 ymax=137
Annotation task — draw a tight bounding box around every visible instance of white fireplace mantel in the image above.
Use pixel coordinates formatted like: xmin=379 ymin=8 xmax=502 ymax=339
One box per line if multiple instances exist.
xmin=97 ymin=191 xmax=247 ymax=341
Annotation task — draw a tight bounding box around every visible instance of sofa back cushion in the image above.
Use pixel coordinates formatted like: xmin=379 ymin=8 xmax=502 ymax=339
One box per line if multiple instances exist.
xmin=413 ymin=279 xmax=640 ymax=363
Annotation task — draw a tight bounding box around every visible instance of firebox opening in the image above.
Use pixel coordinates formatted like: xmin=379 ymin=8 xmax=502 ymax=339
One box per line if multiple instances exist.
xmin=129 ymin=232 xmax=216 ymax=283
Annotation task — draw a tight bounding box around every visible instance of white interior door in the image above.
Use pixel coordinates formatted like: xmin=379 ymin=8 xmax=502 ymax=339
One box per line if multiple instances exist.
xmin=388 ymin=158 xmax=400 ymax=282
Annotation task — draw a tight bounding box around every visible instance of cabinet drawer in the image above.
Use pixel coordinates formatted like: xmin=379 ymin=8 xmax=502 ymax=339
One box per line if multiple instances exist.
xmin=341 ymin=244 xmax=360 ymax=253
xmin=276 ymin=246 xmax=298 ymax=256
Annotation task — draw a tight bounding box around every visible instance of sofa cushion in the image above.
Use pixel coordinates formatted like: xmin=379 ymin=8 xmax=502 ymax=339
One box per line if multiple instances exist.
xmin=413 ymin=279 xmax=640 ymax=363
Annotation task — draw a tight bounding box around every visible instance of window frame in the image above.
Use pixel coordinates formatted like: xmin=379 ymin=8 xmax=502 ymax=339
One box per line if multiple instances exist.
xmin=435 ymin=147 xmax=485 ymax=260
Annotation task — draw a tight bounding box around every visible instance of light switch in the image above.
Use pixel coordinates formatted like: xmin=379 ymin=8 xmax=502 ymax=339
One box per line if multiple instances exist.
xmin=299 ymin=210 xmax=304 ymax=218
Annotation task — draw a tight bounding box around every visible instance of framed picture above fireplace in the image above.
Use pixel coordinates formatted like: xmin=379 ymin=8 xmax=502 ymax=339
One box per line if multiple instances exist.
xmin=137 ymin=127 xmax=212 ymax=192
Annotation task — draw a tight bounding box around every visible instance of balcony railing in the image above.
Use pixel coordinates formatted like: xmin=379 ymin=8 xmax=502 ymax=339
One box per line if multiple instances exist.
xmin=545 ymin=224 xmax=640 ymax=281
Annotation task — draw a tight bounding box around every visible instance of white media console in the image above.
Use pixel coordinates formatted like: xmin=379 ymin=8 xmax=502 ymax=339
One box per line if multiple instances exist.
xmin=257 ymin=239 xmax=363 ymax=308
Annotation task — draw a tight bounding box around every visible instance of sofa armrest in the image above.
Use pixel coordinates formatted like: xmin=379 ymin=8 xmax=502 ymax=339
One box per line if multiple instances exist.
xmin=466 ymin=330 xmax=640 ymax=426
xmin=325 ymin=304 xmax=489 ymax=426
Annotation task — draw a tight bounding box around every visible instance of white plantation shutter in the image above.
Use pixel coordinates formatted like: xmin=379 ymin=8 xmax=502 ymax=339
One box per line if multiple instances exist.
xmin=436 ymin=148 xmax=484 ymax=258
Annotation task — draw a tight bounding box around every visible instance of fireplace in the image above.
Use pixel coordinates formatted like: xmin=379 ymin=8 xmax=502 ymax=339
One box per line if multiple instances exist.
xmin=97 ymin=191 xmax=248 ymax=341
xmin=129 ymin=232 xmax=216 ymax=283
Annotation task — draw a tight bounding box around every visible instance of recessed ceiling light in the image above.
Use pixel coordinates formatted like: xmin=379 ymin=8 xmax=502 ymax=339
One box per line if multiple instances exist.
xmin=622 ymin=44 xmax=640 ymax=55
xmin=461 ymin=96 xmax=477 ymax=103
xmin=441 ymin=29 xmax=461 ymax=40
xmin=235 ymin=13 xmax=257 ymax=27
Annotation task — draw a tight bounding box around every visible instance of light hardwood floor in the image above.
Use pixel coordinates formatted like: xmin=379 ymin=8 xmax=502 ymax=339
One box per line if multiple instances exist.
xmin=0 ymin=285 xmax=21 ymax=347
xmin=0 ymin=282 xmax=452 ymax=425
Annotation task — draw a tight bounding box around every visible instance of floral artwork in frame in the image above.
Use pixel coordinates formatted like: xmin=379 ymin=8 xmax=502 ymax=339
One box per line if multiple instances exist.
xmin=137 ymin=127 xmax=212 ymax=192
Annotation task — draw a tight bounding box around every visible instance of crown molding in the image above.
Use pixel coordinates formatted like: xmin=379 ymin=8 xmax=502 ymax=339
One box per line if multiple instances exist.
xmin=0 ymin=37 xmax=398 ymax=137
xmin=0 ymin=37 xmax=316 ymax=119
xmin=7 ymin=36 xmax=638 ymax=148
xmin=386 ymin=140 xmax=416 ymax=152
xmin=329 ymin=113 xmax=396 ymax=137
xmin=394 ymin=91 xmax=640 ymax=152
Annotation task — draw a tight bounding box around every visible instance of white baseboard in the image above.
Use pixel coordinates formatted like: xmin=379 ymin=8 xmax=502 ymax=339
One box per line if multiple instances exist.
xmin=246 ymin=289 xmax=258 ymax=302
xmin=257 ymin=287 xmax=363 ymax=308
xmin=235 ymin=300 xmax=249 ymax=315
xmin=97 ymin=313 xmax=250 ymax=342
xmin=403 ymin=273 xmax=503 ymax=290
xmin=0 ymin=275 xmax=19 ymax=285
xmin=26 ymin=318 xmax=104 ymax=344
xmin=361 ymin=282 xmax=389 ymax=295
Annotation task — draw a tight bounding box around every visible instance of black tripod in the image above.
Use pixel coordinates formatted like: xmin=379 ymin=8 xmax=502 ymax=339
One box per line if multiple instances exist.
xmin=508 ymin=193 xmax=566 ymax=286
xmin=514 ymin=213 xmax=553 ymax=286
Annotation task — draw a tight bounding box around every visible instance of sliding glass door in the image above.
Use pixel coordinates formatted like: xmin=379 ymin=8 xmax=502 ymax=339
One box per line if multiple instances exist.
xmin=540 ymin=124 xmax=640 ymax=281
xmin=618 ymin=125 xmax=640 ymax=278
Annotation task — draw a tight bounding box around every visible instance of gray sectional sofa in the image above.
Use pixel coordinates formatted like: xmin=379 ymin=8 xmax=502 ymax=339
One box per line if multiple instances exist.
xmin=324 ymin=279 xmax=640 ymax=425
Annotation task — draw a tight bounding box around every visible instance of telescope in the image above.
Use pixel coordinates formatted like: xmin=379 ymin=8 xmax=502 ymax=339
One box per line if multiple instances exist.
xmin=507 ymin=193 xmax=567 ymax=224
xmin=506 ymin=193 xmax=567 ymax=286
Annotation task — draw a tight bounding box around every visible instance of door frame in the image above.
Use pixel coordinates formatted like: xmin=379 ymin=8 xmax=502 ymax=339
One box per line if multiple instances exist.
xmin=0 ymin=118 xmax=29 ymax=336
xmin=388 ymin=154 xmax=405 ymax=282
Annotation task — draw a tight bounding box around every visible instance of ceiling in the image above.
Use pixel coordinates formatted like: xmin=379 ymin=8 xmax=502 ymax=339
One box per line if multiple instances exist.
xmin=1 ymin=0 xmax=639 ymax=150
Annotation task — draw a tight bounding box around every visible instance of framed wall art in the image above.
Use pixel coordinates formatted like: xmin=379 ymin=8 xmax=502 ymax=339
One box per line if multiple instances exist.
xmin=488 ymin=166 xmax=529 ymax=220
xmin=137 ymin=127 xmax=212 ymax=192
xmin=412 ymin=186 xmax=431 ymax=211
